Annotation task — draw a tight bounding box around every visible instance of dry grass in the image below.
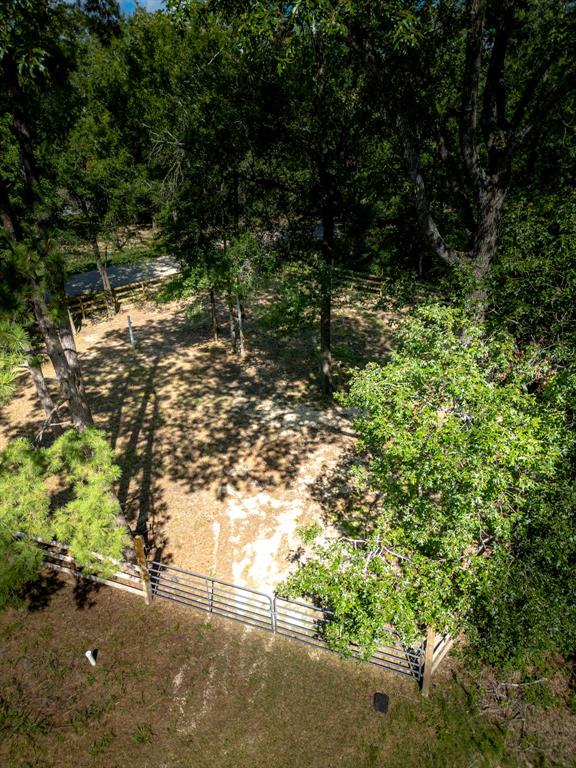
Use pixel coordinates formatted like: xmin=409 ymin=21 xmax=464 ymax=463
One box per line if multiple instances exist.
xmin=0 ymin=579 xmax=525 ymax=768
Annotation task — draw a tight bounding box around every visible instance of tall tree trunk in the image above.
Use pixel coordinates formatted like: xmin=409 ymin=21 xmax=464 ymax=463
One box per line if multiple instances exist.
xmin=235 ymin=294 xmax=245 ymax=357
xmin=51 ymin=272 xmax=92 ymax=405
xmin=320 ymin=209 xmax=335 ymax=395
xmin=59 ymin=317 xmax=89 ymax=402
xmin=228 ymin=296 xmax=236 ymax=349
xmin=91 ymin=238 xmax=116 ymax=311
xmin=210 ymin=289 xmax=218 ymax=341
xmin=470 ymin=185 xmax=507 ymax=321
xmin=32 ymin=292 xmax=93 ymax=431
xmin=27 ymin=359 xmax=55 ymax=420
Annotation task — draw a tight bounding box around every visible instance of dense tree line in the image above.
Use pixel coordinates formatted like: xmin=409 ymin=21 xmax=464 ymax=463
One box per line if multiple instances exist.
xmin=0 ymin=0 xmax=575 ymax=673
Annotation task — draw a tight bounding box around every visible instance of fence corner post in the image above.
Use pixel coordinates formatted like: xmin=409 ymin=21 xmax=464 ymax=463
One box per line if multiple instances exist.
xmin=421 ymin=625 xmax=436 ymax=697
xmin=134 ymin=535 xmax=152 ymax=606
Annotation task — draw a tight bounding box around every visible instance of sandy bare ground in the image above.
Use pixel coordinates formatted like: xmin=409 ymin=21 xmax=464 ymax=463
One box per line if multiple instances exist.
xmin=0 ymin=292 xmax=394 ymax=593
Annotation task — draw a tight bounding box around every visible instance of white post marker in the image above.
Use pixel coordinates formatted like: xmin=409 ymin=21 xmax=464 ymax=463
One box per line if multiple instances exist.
xmin=85 ymin=650 xmax=97 ymax=666
xmin=127 ymin=315 xmax=136 ymax=347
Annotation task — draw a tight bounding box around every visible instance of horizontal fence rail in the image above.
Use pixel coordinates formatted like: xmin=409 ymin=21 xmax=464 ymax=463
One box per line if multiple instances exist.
xmin=148 ymin=560 xmax=444 ymax=684
xmin=24 ymin=535 xmax=452 ymax=690
xmin=333 ymin=267 xmax=384 ymax=297
xmin=21 ymin=534 xmax=149 ymax=600
xmin=67 ymin=274 xmax=176 ymax=321
xmin=273 ymin=595 xmax=424 ymax=680
xmin=149 ymin=562 xmax=274 ymax=633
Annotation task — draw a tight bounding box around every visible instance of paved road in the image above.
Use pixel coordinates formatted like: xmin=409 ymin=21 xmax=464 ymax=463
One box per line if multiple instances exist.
xmin=64 ymin=254 xmax=180 ymax=296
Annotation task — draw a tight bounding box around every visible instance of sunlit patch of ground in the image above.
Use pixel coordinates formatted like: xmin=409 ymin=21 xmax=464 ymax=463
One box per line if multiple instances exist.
xmin=0 ymin=290 xmax=392 ymax=593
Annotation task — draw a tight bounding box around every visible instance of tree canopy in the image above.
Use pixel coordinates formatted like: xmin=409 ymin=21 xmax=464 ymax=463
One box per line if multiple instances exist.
xmin=0 ymin=0 xmax=575 ymax=674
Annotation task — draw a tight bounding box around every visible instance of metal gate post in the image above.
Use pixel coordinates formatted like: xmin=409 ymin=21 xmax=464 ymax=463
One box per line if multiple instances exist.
xmin=207 ymin=578 xmax=214 ymax=614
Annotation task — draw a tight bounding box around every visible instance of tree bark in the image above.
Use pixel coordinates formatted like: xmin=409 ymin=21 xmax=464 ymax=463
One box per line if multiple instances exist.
xmin=235 ymin=294 xmax=245 ymax=357
xmin=59 ymin=317 xmax=90 ymax=401
xmin=320 ymin=208 xmax=334 ymax=395
xmin=227 ymin=293 xmax=236 ymax=348
xmin=27 ymin=359 xmax=55 ymax=420
xmin=91 ymin=238 xmax=116 ymax=311
xmin=393 ymin=108 xmax=464 ymax=268
xmin=469 ymin=185 xmax=507 ymax=321
xmin=32 ymin=292 xmax=93 ymax=431
xmin=210 ymin=289 xmax=218 ymax=341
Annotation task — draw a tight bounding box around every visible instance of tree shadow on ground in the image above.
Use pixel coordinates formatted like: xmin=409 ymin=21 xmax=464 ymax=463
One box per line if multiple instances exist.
xmin=309 ymin=446 xmax=383 ymax=539
xmin=71 ymin=577 xmax=102 ymax=610
xmin=22 ymin=571 xmax=102 ymax=611
xmin=1 ymin=292 xmax=395 ymax=571
xmin=22 ymin=571 xmax=66 ymax=612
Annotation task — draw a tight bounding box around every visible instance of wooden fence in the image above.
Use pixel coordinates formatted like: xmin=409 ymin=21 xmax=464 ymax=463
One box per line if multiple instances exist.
xmin=28 ymin=534 xmax=148 ymax=600
xmin=333 ymin=267 xmax=385 ymax=298
xmin=67 ymin=275 xmax=174 ymax=324
xmin=65 ymin=265 xmax=385 ymax=329
xmin=26 ymin=535 xmax=452 ymax=693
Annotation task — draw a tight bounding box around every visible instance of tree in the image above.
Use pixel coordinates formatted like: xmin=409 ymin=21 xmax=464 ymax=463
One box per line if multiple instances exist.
xmin=0 ymin=319 xmax=57 ymax=432
xmin=280 ymin=306 xmax=574 ymax=665
xmin=54 ymin=13 xmax=157 ymax=311
xmin=207 ymin=0 xmax=369 ymax=391
xmin=0 ymin=0 xmax=95 ymax=430
xmin=0 ymin=428 xmax=130 ymax=610
xmin=339 ymin=0 xmax=576 ymax=316
xmin=150 ymin=4 xmax=264 ymax=351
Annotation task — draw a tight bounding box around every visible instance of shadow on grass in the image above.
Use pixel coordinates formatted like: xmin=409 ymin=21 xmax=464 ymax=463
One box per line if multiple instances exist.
xmin=22 ymin=572 xmax=66 ymax=612
xmin=22 ymin=570 xmax=102 ymax=612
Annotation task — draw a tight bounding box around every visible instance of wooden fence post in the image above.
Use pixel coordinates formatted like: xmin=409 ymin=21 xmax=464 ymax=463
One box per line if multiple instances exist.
xmin=134 ymin=535 xmax=152 ymax=605
xmin=421 ymin=625 xmax=436 ymax=697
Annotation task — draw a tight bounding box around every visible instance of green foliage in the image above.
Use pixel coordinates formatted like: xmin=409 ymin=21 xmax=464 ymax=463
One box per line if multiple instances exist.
xmin=0 ymin=321 xmax=29 ymax=404
xmin=0 ymin=428 xmax=129 ymax=609
xmin=131 ymin=723 xmax=154 ymax=744
xmin=225 ymin=233 xmax=272 ymax=294
xmin=281 ymin=306 xmax=574 ymax=663
xmin=255 ymin=260 xmax=318 ymax=336
xmin=492 ymin=193 xmax=576 ymax=351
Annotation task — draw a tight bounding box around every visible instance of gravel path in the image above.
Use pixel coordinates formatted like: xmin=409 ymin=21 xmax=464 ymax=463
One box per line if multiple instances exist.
xmin=64 ymin=253 xmax=179 ymax=296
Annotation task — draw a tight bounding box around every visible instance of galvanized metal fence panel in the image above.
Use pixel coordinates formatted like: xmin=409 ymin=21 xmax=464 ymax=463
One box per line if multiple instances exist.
xmin=149 ymin=562 xmax=274 ymax=633
xmin=274 ymin=596 xmax=423 ymax=680
xmin=149 ymin=560 xmax=425 ymax=682
xmin=23 ymin=535 xmax=452 ymax=687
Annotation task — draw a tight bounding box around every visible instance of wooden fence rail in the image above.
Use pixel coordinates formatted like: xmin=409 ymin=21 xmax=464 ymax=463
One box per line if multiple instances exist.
xmin=67 ymin=274 xmax=175 ymax=323
xmin=66 ymin=265 xmax=384 ymax=324
xmin=24 ymin=534 xmax=148 ymax=600
xmin=333 ymin=267 xmax=385 ymax=297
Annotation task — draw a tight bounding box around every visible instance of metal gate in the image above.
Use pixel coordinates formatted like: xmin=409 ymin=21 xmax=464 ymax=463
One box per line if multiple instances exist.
xmin=149 ymin=560 xmax=425 ymax=682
